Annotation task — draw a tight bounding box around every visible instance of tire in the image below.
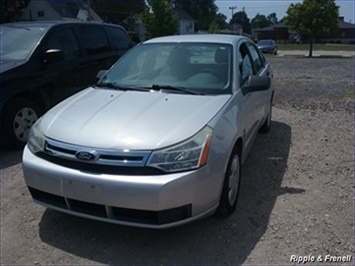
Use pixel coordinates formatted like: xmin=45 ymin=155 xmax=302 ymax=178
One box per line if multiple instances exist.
xmin=216 ymin=149 xmax=242 ymax=217
xmin=259 ymin=97 xmax=273 ymax=133
xmin=1 ymin=98 xmax=42 ymax=149
xmin=274 ymin=50 xmax=278 ymax=55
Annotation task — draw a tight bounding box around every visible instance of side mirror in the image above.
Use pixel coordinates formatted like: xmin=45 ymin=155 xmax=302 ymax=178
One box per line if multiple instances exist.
xmin=242 ymin=75 xmax=270 ymax=95
xmin=43 ymin=49 xmax=65 ymax=64
xmin=96 ymin=70 xmax=107 ymax=79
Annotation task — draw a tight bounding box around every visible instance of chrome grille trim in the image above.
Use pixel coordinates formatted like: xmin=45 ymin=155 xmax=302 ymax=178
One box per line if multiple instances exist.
xmin=44 ymin=138 xmax=152 ymax=167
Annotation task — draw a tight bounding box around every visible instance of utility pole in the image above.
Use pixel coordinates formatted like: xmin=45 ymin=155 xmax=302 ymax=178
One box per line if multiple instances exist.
xmin=229 ymin=6 xmax=237 ymax=33
xmin=87 ymin=0 xmax=91 ymax=21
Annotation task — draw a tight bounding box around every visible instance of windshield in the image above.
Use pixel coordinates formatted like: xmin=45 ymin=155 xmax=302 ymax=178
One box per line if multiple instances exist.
xmin=99 ymin=42 xmax=233 ymax=95
xmin=0 ymin=25 xmax=47 ymax=61
xmin=258 ymin=40 xmax=274 ymax=46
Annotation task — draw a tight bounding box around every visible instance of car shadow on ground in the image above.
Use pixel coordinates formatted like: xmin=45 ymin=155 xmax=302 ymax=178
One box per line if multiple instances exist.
xmin=38 ymin=121 xmax=292 ymax=265
xmin=0 ymin=149 xmax=23 ymax=170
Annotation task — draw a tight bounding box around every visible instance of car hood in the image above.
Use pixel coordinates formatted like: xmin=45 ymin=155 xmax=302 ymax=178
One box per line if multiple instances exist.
xmin=40 ymin=87 xmax=231 ymax=150
xmin=0 ymin=60 xmax=26 ymax=74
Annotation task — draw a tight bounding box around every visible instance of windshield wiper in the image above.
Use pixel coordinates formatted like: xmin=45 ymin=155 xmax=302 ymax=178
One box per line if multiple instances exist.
xmin=95 ymin=82 xmax=149 ymax=92
xmin=95 ymin=82 xmax=127 ymax=91
xmin=151 ymin=84 xmax=203 ymax=95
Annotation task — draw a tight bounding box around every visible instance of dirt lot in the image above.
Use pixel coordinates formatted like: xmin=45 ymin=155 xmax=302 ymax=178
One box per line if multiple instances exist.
xmin=1 ymin=57 xmax=354 ymax=265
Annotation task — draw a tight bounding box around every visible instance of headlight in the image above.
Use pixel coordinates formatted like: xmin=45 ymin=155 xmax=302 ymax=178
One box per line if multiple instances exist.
xmin=27 ymin=118 xmax=45 ymax=154
xmin=147 ymin=126 xmax=213 ymax=172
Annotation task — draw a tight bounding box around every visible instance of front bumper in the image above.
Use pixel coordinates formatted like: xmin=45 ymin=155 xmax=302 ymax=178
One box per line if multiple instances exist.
xmin=22 ymin=146 xmax=221 ymax=228
xmin=260 ymin=48 xmax=276 ymax=54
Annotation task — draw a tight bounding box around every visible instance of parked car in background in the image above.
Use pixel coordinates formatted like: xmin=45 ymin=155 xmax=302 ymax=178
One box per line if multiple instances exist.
xmin=257 ymin=39 xmax=278 ymax=55
xmin=0 ymin=21 xmax=133 ymax=148
xmin=23 ymin=34 xmax=274 ymax=228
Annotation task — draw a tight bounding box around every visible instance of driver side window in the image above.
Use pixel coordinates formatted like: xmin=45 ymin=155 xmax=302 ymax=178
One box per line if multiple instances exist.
xmin=238 ymin=43 xmax=253 ymax=87
xmin=43 ymin=28 xmax=80 ymax=60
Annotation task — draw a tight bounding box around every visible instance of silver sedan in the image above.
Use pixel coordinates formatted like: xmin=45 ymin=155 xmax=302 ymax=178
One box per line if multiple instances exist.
xmin=23 ymin=34 xmax=274 ymax=228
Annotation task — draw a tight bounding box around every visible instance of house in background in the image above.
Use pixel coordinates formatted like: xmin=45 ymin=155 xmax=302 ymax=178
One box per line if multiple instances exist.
xmin=175 ymin=9 xmax=194 ymax=35
xmin=252 ymin=23 xmax=291 ymax=43
xmin=20 ymin=0 xmax=102 ymax=22
xmin=316 ymin=17 xmax=355 ymax=44
xmin=253 ymin=17 xmax=355 ymax=44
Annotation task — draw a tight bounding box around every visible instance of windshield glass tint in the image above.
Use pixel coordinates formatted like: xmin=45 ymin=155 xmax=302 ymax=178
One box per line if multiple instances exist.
xmin=101 ymin=43 xmax=233 ymax=95
xmin=0 ymin=25 xmax=46 ymax=60
xmin=258 ymin=40 xmax=274 ymax=46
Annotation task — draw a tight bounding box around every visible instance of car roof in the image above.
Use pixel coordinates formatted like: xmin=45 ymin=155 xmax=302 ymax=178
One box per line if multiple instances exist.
xmin=1 ymin=21 xmax=123 ymax=30
xmin=144 ymin=34 xmax=248 ymax=45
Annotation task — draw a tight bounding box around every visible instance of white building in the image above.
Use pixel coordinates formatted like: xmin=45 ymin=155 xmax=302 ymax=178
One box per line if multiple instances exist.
xmin=20 ymin=0 xmax=102 ymax=22
xmin=175 ymin=9 xmax=195 ymax=35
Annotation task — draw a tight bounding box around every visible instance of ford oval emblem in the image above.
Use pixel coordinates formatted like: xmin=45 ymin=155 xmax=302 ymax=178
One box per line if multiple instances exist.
xmin=75 ymin=150 xmax=98 ymax=161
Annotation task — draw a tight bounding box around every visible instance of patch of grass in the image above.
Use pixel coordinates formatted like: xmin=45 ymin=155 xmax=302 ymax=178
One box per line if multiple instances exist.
xmin=341 ymin=85 xmax=354 ymax=101
xmin=332 ymin=85 xmax=354 ymax=103
xmin=279 ymin=43 xmax=354 ymax=51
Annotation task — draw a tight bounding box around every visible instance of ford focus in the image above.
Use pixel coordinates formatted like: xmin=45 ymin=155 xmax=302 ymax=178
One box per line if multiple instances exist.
xmin=22 ymin=35 xmax=274 ymax=228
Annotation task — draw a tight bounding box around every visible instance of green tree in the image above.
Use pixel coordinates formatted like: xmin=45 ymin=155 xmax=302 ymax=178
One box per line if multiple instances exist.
xmin=230 ymin=11 xmax=251 ymax=34
xmin=267 ymin=12 xmax=278 ymax=25
xmin=174 ymin=0 xmax=218 ymax=31
xmin=142 ymin=0 xmax=178 ymax=38
xmin=215 ymin=13 xmax=228 ymax=29
xmin=285 ymin=0 xmax=339 ymax=57
xmin=0 ymin=0 xmax=29 ymax=23
xmin=208 ymin=19 xmax=218 ymax=33
xmin=90 ymin=0 xmax=146 ymax=23
xmin=208 ymin=13 xmax=227 ymax=33
xmin=251 ymin=13 xmax=272 ymax=29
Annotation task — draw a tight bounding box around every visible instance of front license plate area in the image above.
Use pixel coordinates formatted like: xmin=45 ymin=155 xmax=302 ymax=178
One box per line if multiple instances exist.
xmin=63 ymin=179 xmax=103 ymax=203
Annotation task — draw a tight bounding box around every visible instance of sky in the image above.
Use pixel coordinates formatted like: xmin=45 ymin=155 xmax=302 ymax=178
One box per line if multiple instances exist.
xmin=215 ymin=0 xmax=355 ymax=23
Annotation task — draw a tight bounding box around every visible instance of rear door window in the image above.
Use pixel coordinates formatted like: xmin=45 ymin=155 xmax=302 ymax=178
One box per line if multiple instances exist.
xmin=105 ymin=27 xmax=131 ymax=50
xmin=76 ymin=26 xmax=111 ymax=55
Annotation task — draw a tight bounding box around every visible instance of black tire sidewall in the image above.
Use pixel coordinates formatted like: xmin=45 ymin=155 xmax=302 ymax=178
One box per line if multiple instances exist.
xmin=259 ymin=97 xmax=273 ymax=133
xmin=217 ymin=149 xmax=241 ymax=217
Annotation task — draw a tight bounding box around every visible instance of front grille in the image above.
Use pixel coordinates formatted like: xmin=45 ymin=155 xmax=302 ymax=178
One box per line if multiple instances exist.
xmin=40 ymin=138 xmax=163 ymax=175
xmin=100 ymin=154 xmax=143 ymax=161
xmin=37 ymin=152 xmax=164 ymax=175
xmin=28 ymin=187 xmax=192 ymax=225
xmin=44 ymin=138 xmax=152 ymax=167
xmin=46 ymin=142 xmax=76 ymax=155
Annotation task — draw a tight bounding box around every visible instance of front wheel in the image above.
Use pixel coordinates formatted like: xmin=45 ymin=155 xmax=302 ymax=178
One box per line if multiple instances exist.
xmin=216 ymin=150 xmax=241 ymax=217
xmin=1 ymin=98 xmax=42 ymax=149
xmin=259 ymin=98 xmax=273 ymax=133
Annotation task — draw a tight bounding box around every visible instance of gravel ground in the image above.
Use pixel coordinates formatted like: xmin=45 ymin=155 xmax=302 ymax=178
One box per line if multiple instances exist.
xmin=1 ymin=57 xmax=354 ymax=265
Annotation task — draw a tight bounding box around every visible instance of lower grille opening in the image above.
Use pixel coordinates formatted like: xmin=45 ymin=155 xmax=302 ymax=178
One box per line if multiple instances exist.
xmin=68 ymin=199 xmax=107 ymax=218
xmin=29 ymin=187 xmax=68 ymax=209
xmin=112 ymin=205 xmax=192 ymax=225
xmin=28 ymin=187 xmax=192 ymax=225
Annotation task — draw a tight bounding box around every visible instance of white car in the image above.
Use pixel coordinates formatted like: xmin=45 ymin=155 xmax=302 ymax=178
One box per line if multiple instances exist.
xmin=23 ymin=35 xmax=274 ymax=228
